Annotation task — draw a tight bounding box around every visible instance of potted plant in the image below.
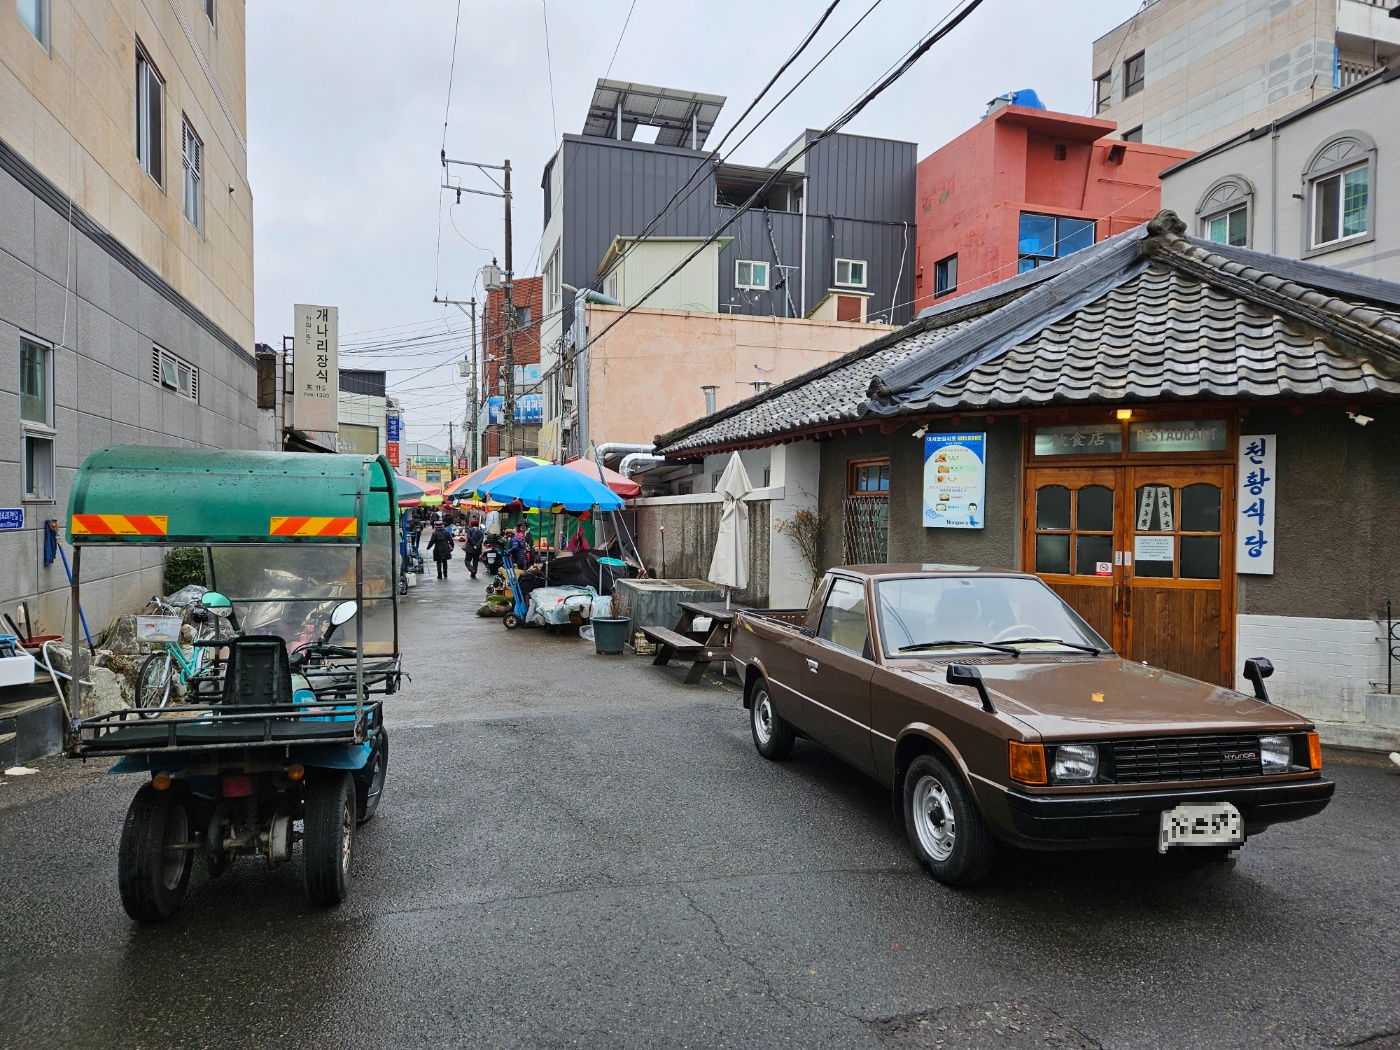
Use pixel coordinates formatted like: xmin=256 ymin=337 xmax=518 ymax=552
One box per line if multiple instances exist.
xmin=591 ymin=592 xmax=631 ymax=656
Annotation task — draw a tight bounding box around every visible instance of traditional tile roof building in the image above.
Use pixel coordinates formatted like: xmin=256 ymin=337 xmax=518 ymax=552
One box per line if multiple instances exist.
xmin=654 ymin=212 xmax=1400 ymax=750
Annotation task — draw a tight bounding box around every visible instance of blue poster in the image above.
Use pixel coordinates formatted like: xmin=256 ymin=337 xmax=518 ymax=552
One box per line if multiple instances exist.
xmin=923 ymin=433 xmax=986 ymax=529
xmin=0 ymin=509 xmax=22 ymax=530
xmin=486 ymin=394 xmax=543 ymax=424
xmin=386 ymin=415 xmax=401 ymax=441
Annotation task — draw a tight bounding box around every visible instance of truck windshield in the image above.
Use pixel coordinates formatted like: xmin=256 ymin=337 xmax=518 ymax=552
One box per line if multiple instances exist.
xmin=876 ymin=576 xmax=1108 ymax=657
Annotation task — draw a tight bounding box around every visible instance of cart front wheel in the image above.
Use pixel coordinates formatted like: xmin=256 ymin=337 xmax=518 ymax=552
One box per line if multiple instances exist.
xmin=135 ymin=651 xmax=175 ymax=713
xmin=118 ymin=782 xmax=194 ymax=922
xmin=355 ymin=730 xmax=389 ymax=824
xmin=502 ymin=613 xmax=521 ymax=630
xmin=303 ymin=771 xmax=355 ymax=906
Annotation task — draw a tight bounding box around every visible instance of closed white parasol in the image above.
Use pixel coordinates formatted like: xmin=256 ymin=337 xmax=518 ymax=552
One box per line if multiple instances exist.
xmin=708 ymin=452 xmax=752 ymax=603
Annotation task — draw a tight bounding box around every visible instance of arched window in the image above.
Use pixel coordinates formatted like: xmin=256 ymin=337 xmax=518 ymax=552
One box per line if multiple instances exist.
xmin=1303 ymin=132 xmax=1376 ymax=254
xmin=1196 ymin=177 xmax=1254 ymax=248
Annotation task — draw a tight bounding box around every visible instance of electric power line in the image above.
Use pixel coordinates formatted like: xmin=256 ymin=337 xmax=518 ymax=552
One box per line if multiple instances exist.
xmin=541 ymin=0 xmax=559 ymax=145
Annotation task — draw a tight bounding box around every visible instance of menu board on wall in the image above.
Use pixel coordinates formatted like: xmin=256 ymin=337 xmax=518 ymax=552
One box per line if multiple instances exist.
xmin=923 ymin=433 xmax=986 ymax=529
xmin=1237 ymin=435 xmax=1276 ymax=574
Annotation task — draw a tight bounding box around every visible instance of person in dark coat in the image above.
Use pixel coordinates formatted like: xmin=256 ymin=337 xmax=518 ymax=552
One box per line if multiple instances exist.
xmin=463 ymin=518 xmax=485 ymax=579
xmin=427 ymin=522 xmax=454 ymax=579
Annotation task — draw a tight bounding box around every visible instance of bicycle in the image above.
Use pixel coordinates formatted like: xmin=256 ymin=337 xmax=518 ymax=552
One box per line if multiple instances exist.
xmin=134 ymin=596 xmax=218 ymax=712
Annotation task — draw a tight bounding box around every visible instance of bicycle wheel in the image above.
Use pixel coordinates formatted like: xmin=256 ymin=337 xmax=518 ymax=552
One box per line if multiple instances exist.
xmin=135 ymin=651 xmax=175 ymax=712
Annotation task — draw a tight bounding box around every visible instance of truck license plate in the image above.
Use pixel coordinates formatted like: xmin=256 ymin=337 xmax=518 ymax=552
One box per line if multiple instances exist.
xmin=1158 ymin=802 xmax=1243 ymax=853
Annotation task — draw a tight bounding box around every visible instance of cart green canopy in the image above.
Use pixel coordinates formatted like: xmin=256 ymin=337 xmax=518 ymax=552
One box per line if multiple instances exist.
xmin=66 ymin=446 xmax=398 ymax=545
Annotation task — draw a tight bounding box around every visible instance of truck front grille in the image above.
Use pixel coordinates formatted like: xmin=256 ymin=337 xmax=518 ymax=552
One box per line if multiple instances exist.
xmin=1109 ymin=734 xmax=1264 ymax=783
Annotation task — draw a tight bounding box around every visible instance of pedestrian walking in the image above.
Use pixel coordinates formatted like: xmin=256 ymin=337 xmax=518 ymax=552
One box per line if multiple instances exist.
xmin=464 ymin=518 xmax=485 ymax=579
xmin=507 ymin=521 xmax=531 ymax=569
xmin=427 ymin=521 xmax=454 ymax=579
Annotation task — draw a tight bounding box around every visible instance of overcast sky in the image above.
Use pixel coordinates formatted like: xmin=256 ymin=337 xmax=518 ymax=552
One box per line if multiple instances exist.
xmin=247 ymin=0 xmax=1142 ymax=449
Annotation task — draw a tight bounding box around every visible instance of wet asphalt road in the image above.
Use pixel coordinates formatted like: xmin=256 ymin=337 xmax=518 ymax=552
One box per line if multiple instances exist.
xmin=2 ymin=567 xmax=1399 ymax=1050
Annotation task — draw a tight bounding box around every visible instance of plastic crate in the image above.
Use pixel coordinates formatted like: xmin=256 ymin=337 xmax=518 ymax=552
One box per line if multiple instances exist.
xmin=135 ymin=615 xmax=183 ymax=643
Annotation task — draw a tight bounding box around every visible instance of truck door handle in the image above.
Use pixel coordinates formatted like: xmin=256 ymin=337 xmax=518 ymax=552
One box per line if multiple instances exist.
xmin=806 ymin=658 xmax=819 ymax=673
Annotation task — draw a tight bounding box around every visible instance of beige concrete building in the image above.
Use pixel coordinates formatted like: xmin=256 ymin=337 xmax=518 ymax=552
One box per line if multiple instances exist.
xmin=2 ymin=0 xmax=257 ymax=633
xmin=551 ymin=305 xmax=894 ymax=460
xmin=1091 ymin=0 xmax=1400 ymax=151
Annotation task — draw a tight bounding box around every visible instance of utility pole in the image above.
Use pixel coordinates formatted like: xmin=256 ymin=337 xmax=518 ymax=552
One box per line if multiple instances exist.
xmin=430 ymin=294 xmax=480 ymax=473
xmin=501 ymin=159 xmax=516 ymax=458
xmin=440 ymin=152 xmax=513 ymax=456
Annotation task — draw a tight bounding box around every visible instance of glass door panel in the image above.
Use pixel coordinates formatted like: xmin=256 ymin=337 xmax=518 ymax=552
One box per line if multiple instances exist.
xmin=1025 ymin=468 xmax=1120 ymax=649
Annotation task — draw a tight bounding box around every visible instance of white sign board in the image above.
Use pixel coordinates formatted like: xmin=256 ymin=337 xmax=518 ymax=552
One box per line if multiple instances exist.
xmin=293 ymin=304 xmax=339 ymax=433
xmin=1134 ymin=535 xmax=1174 ymax=563
xmin=1236 ymin=434 xmax=1276 ymax=574
xmin=923 ymin=433 xmax=986 ymax=529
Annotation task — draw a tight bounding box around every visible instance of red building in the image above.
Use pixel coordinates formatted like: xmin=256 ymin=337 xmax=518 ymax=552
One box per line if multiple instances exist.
xmin=913 ymin=103 xmax=1193 ymax=308
xmin=481 ymin=275 xmax=543 ymax=459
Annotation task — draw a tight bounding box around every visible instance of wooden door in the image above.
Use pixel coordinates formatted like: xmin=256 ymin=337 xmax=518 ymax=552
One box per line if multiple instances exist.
xmin=1024 ymin=467 xmax=1121 ymax=650
xmin=1123 ymin=466 xmax=1234 ymax=685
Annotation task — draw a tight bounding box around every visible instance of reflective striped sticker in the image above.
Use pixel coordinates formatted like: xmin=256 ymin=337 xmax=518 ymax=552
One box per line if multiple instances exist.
xmin=72 ymin=514 xmax=169 ymax=536
xmin=269 ymin=516 xmax=357 ymax=537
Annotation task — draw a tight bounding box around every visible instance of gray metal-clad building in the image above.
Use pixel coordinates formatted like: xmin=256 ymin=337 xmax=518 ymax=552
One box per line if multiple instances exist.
xmin=538 ymin=81 xmax=917 ymax=343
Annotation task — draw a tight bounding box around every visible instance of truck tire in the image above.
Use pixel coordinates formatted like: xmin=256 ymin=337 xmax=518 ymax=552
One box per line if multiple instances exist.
xmin=355 ymin=730 xmax=389 ymax=824
xmin=303 ymin=771 xmax=355 ymax=906
xmin=749 ymin=680 xmax=795 ymax=760
xmin=902 ymin=753 xmax=995 ymax=886
xmin=118 ymin=782 xmax=194 ymax=921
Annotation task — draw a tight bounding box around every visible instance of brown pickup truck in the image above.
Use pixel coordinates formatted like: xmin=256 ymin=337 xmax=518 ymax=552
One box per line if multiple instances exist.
xmin=731 ymin=565 xmax=1334 ymax=885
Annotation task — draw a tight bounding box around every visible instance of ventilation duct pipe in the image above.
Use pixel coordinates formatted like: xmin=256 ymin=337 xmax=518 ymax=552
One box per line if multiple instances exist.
xmin=564 ymin=284 xmax=621 ymax=455
xmin=620 ymin=453 xmax=667 ymax=478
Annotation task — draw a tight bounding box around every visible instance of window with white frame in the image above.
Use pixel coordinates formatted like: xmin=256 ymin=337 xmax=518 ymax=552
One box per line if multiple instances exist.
xmin=152 ymin=346 xmax=199 ymax=402
xmin=182 ymin=118 xmax=203 ymax=230
xmin=17 ymin=0 xmax=48 ymax=48
xmin=20 ymin=337 xmax=55 ymax=502
xmin=1197 ymin=177 xmax=1253 ymax=248
xmin=735 ymin=259 xmax=769 ymax=290
xmin=1304 ymin=135 xmax=1374 ymax=252
xmin=544 ymin=248 xmax=560 ymax=314
xmin=834 ymin=258 xmax=867 ymax=288
xmin=1093 ymin=72 xmax=1111 ymax=113
xmin=136 ymin=42 xmax=164 ymax=185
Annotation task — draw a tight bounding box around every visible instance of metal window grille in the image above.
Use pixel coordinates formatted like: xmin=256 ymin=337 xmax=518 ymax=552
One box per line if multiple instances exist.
xmin=843 ymin=495 xmax=889 ymax=564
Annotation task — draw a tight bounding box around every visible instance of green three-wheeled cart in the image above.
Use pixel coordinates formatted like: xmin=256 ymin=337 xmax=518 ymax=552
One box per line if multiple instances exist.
xmin=64 ymin=447 xmax=403 ymax=921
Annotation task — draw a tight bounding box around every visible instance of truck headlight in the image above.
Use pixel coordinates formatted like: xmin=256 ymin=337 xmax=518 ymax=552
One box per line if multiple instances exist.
xmin=1052 ymin=743 xmax=1098 ymax=782
xmin=1259 ymin=734 xmax=1291 ymax=772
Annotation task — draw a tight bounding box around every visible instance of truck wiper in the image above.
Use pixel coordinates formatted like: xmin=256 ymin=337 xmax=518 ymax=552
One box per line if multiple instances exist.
xmin=897 ymin=639 xmax=1021 ymax=656
xmin=994 ymin=636 xmax=1102 ymax=655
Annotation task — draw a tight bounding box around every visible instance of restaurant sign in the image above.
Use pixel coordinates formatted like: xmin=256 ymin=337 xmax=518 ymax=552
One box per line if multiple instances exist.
xmin=1129 ymin=419 xmax=1227 ymax=453
xmin=1033 ymin=423 xmax=1121 ymax=456
xmin=923 ymin=433 xmax=986 ymax=529
xmin=1236 ymin=435 xmax=1275 ymax=574
xmin=292 ymin=304 xmax=338 ymax=433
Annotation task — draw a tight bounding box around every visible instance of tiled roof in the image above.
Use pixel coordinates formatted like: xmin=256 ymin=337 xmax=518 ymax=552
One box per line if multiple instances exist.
xmin=915 ymin=264 xmax=1400 ymax=410
xmin=654 ymin=212 xmax=1400 ymax=457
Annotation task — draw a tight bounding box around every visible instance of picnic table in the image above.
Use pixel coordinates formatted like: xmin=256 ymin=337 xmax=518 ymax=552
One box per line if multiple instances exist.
xmin=639 ymin=600 xmax=738 ymax=684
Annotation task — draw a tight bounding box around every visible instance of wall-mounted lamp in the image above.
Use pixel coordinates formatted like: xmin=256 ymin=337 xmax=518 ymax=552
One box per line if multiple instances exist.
xmin=1347 ymin=411 xmax=1373 ymax=427
xmin=912 ymin=426 xmax=928 ymax=439
xmin=1115 ymin=408 xmax=1133 ymax=420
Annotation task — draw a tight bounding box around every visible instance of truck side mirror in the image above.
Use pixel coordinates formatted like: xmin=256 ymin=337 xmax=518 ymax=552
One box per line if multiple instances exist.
xmin=1243 ymin=657 xmax=1274 ymax=704
xmin=947 ymin=663 xmax=995 ymax=713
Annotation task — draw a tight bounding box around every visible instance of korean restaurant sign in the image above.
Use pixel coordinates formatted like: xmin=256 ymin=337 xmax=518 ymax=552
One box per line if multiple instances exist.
xmin=1236 ymin=435 xmax=1275 ymax=574
xmin=1033 ymin=423 xmax=1121 ymax=456
xmin=1129 ymin=419 xmax=1227 ymax=453
xmin=293 ymin=304 xmax=339 ymax=433
xmin=923 ymin=433 xmax=985 ymax=529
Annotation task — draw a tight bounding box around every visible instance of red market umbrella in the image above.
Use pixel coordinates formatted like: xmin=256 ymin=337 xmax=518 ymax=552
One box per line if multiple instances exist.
xmin=563 ymin=457 xmax=640 ymax=499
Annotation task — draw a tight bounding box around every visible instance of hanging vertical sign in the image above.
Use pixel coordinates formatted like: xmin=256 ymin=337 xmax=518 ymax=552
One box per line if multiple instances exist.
xmin=292 ymin=304 xmax=339 ymax=433
xmin=385 ymin=413 xmax=401 ymax=467
xmin=923 ymin=433 xmax=986 ymax=529
xmin=1237 ymin=435 xmax=1276 ymax=574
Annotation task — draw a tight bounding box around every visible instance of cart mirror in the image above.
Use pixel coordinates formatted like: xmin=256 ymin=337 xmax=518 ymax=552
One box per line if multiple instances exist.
xmin=200 ymin=592 xmax=234 ymax=619
xmin=331 ymin=601 xmax=358 ymax=627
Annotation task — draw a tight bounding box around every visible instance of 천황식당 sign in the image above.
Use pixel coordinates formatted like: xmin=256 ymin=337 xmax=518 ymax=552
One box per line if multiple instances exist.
xmin=293 ymin=304 xmax=339 ymax=433
xmin=1236 ymin=435 xmax=1275 ymax=574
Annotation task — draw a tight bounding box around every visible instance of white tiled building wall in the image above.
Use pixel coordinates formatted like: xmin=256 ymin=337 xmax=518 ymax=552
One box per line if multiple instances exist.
xmin=1235 ymin=615 xmax=1393 ymax=741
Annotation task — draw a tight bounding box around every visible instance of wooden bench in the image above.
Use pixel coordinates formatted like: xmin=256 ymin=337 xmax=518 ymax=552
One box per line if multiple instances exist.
xmin=639 ymin=625 xmax=717 ymax=685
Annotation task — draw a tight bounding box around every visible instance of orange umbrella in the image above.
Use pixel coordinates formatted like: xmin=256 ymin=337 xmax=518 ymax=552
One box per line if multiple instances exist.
xmin=444 ymin=456 xmax=547 ymax=499
xmin=563 ymin=458 xmax=640 ymax=498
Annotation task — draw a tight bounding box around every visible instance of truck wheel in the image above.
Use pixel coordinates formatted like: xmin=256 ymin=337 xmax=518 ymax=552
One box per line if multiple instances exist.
xmin=903 ymin=754 xmax=994 ymax=886
xmin=303 ymin=771 xmax=355 ymax=906
xmin=355 ymin=730 xmax=389 ymax=824
xmin=135 ymin=651 xmax=174 ymax=713
xmin=749 ymin=681 xmax=795 ymax=760
xmin=118 ymin=782 xmax=194 ymax=921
